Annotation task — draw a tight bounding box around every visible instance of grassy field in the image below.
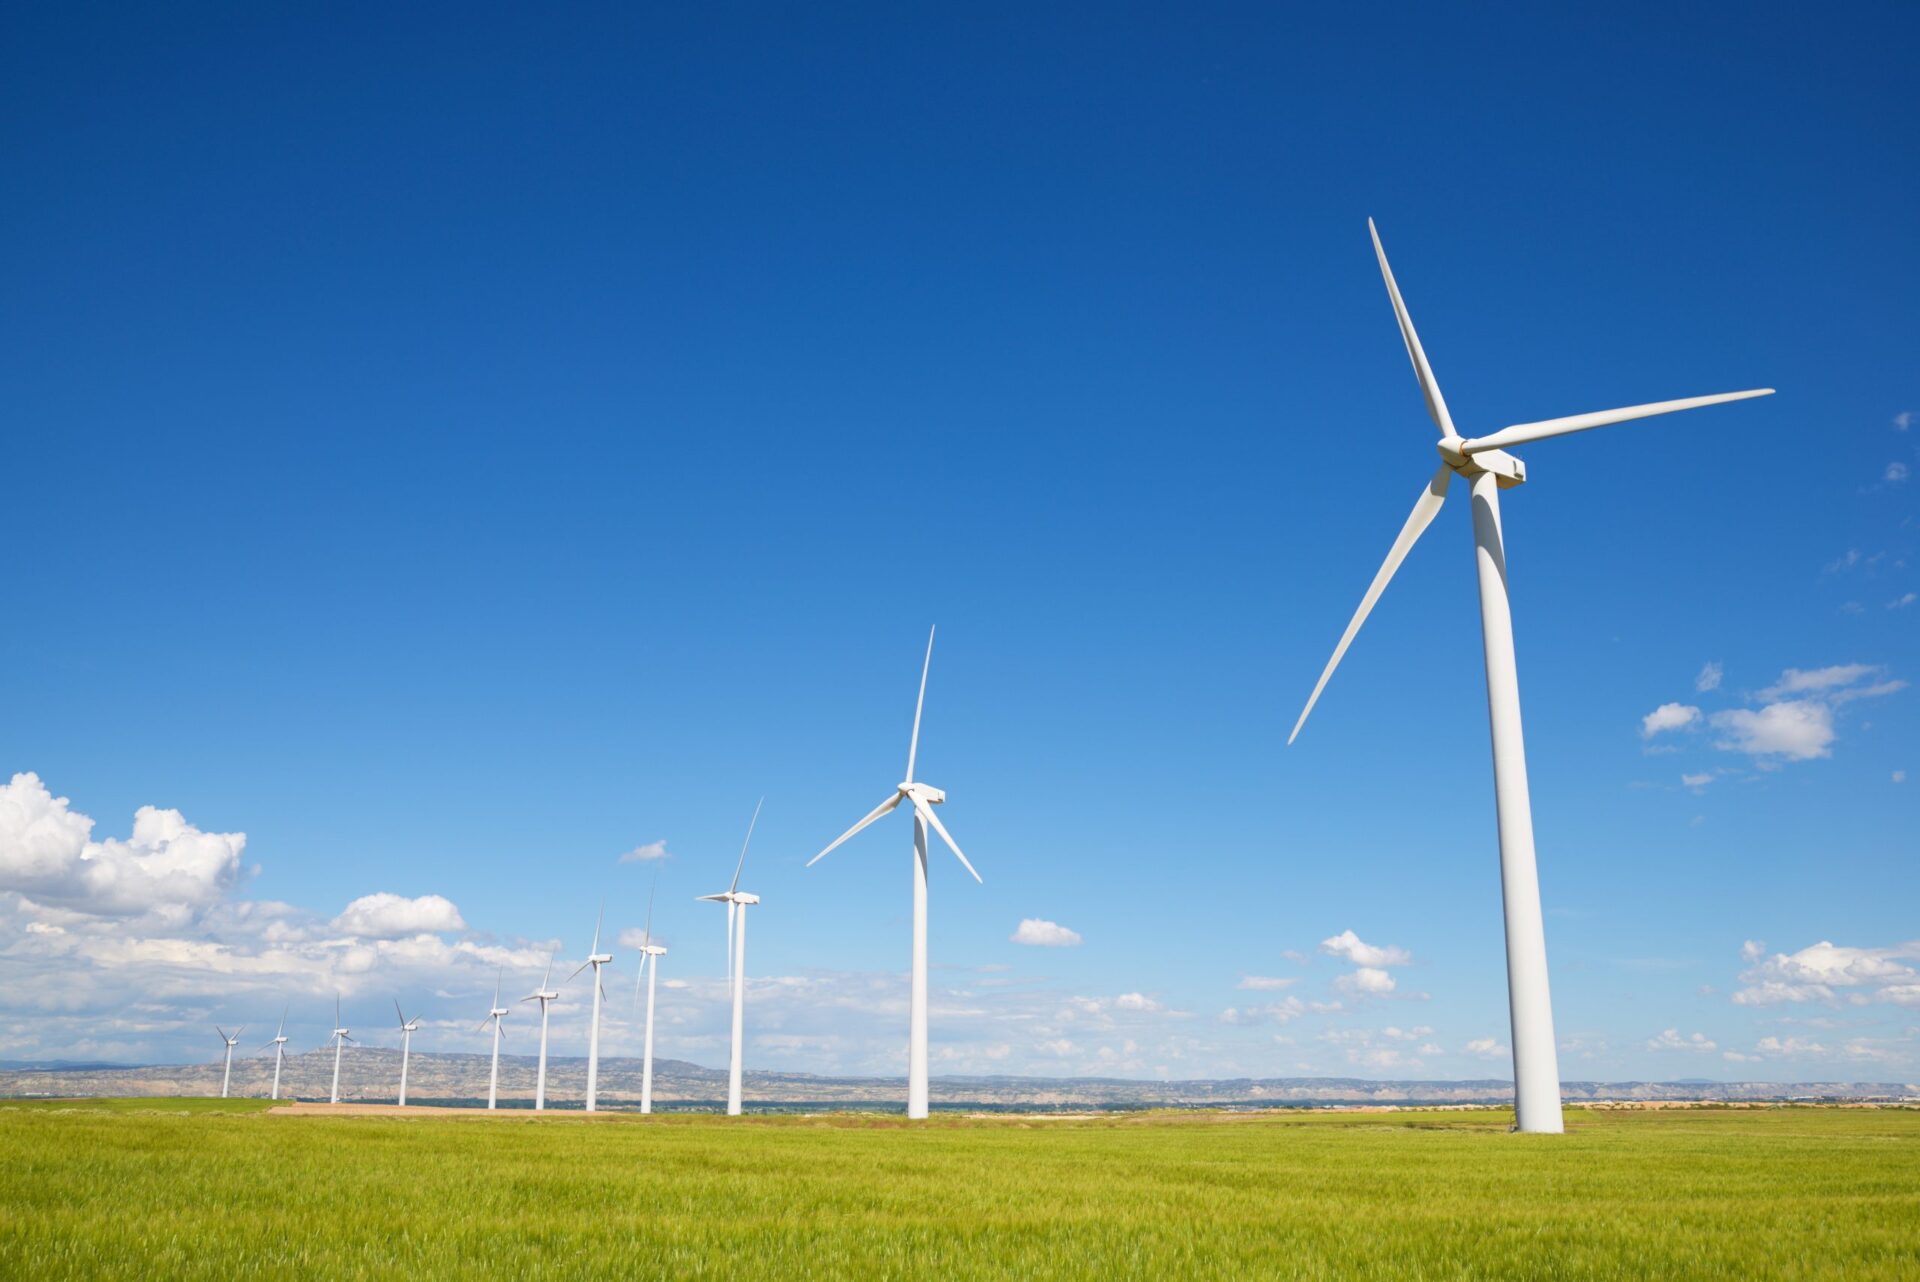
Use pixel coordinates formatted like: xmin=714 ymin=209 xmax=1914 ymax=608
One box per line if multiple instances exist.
xmin=2 ymin=1100 xmax=1916 ymax=1279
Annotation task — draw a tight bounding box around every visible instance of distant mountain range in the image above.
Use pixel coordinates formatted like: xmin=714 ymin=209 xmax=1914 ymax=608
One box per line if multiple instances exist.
xmin=1 ymin=1050 xmax=1912 ymax=1109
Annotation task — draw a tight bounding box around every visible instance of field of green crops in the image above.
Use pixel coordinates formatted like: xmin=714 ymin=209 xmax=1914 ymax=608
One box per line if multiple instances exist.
xmin=2 ymin=1099 xmax=1916 ymax=1279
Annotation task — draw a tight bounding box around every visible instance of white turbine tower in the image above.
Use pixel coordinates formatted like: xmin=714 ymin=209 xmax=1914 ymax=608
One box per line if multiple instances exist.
xmin=260 ymin=1006 xmax=289 ymax=1101
xmin=215 ymin=1025 xmax=244 ymax=1099
xmin=567 ymin=908 xmax=614 ymax=1112
xmin=698 ymin=800 xmax=762 ymax=1117
xmin=632 ymin=873 xmax=668 ymax=1115
xmin=478 ymin=969 xmax=509 ymax=1111
xmin=1289 ymin=219 xmax=1773 ymax=1135
xmin=520 ymin=955 xmax=560 ymax=1112
xmin=394 ymin=1000 xmax=422 ymax=1107
xmin=808 ymin=626 xmax=980 ymax=1120
xmin=327 ymin=995 xmax=354 ymax=1105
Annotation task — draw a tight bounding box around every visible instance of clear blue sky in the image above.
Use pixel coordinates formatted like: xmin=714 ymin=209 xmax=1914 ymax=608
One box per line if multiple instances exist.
xmin=2 ymin=4 xmax=1914 ymax=1082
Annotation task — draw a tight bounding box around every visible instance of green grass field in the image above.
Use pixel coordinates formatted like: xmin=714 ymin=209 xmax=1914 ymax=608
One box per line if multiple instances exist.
xmin=2 ymin=1100 xmax=1916 ymax=1279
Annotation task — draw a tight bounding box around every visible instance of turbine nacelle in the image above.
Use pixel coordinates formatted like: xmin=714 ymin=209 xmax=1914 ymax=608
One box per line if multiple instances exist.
xmin=903 ymin=782 xmax=945 ymax=805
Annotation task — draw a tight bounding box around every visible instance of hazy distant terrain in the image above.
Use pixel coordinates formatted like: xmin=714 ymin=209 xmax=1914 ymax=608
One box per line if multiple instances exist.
xmin=0 ymin=1050 xmax=1910 ymax=1109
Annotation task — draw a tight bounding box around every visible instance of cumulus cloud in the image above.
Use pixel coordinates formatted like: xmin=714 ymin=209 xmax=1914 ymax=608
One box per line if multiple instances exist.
xmin=1465 ymin=1036 xmax=1508 ymax=1059
xmin=1756 ymin=665 xmax=1883 ymax=700
xmin=330 ymin=893 xmax=466 ymax=939
xmin=1731 ymin=939 xmax=1920 ymax=1008
xmin=0 ymin=772 xmax=247 ymax=924
xmin=1888 ymin=462 xmax=1910 ymax=483
xmin=619 ymin=840 xmax=669 ymax=864
xmin=1740 ymin=939 xmax=1766 ymax=963
xmin=1011 ymin=918 xmax=1082 ymax=947
xmin=1335 ymin=967 xmax=1397 ymax=996
xmin=1646 ymin=1028 xmax=1717 ymax=1052
xmin=1641 ymin=703 xmax=1702 ymax=738
xmin=1896 ymin=411 xmax=1914 ymax=431
xmin=1890 ymin=593 xmax=1917 ymax=610
xmin=1710 ymin=701 xmax=1835 ymax=760
xmin=1695 ymin=662 xmax=1723 ymax=693
xmin=1320 ymin=930 xmax=1411 ymax=968
xmin=1681 ymin=772 xmax=1714 ymax=791
xmin=1113 ymin=992 xmax=1163 ymax=1013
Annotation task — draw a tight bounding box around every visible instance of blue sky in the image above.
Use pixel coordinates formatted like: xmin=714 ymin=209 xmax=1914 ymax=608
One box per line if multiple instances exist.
xmin=1 ymin=5 xmax=1914 ymax=1084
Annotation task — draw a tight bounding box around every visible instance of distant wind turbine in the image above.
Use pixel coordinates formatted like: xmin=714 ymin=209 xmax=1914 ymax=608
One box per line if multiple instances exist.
xmin=259 ymin=1006 xmax=290 ymax=1101
xmin=394 ymin=1000 xmax=422 ymax=1107
xmin=1288 ymin=219 xmax=1774 ymax=1135
xmin=215 ymin=1025 xmax=244 ymax=1099
xmin=478 ymin=969 xmax=509 ymax=1110
xmin=698 ymin=800 xmax=762 ymax=1117
xmin=808 ymin=627 xmax=980 ymax=1120
xmin=520 ymin=955 xmax=560 ymax=1112
xmin=632 ymin=871 xmax=668 ymax=1115
xmin=567 ymin=907 xmax=614 ymax=1112
xmin=327 ymin=995 xmax=353 ymax=1105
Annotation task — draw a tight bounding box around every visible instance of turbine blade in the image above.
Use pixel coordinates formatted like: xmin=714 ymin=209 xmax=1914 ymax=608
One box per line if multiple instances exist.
xmin=805 ymin=793 xmax=903 ymax=867
xmin=541 ymin=953 xmax=555 ymax=992
xmin=912 ymin=797 xmax=981 ymax=884
xmin=641 ymin=869 xmax=658 ymax=953
xmin=476 ymin=1017 xmax=490 ymax=1034
xmin=634 ymin=950 xmax=648 ymax=1004
xmin=493 ymin=967 xmax=502 ymax=1009
xmin=567 ymin=960 xmax=591 ymax=983
xmin=1369 ymin=219 xmax=1455 ymax=437
xmin=906 ymin=625 xmax=934 ymax=781
xmin=1289 ymin=464 xmax=1453 ymax=745
xmin=1462 ymin=388 xmax=1775 ymax=453
xmin=277 ymin=1004 xmax=288 ymax=1038
xmin=216 ymin=1026 xmax=229 ymax=1043
xmin=394 ymin=999 xmax=406 ymax=1029
xmin=729 ymin=798 xmax=763 ymax=895
xmin=590 ymin=903 xmax=604 ymax=958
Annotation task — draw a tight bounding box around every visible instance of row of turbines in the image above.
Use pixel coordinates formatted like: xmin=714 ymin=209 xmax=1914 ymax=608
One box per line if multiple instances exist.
xmin=211 ymin=222 xmax=1772 ymax=1133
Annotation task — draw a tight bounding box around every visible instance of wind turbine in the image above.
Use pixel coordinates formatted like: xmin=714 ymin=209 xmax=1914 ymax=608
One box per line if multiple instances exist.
xmin=632 ymin=871 xmax=668 ymax=1114
xmin=478 ymin=969 xmax=509 ymax=1110
xmin=567 ymin=907 xmax=614 ymax=1112
xmin=520 ymin=955 xmax=560 ymax=1112
xmin=698 ymin=800 xmax=762 ymax=1117
xmin=215 ymin=1025 xmax=244 ymax=1099
xmin=260 ymin=1006 xmax=289 ymax=1101
xmin=327 ymin=995 xmax=353 ymax=1105
xmin=394 ymin=1000 xmax=422 ymax=1107
xmin=808 ymin=626 xmax=980 ymax=1120
xmin=1288 ymin=219 xmax=1773 ymax=1135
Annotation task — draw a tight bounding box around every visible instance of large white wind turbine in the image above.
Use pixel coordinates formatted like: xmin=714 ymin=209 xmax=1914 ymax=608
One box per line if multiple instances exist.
xmin=394 ymin=1000 xmax=422 ymax=1107
xmin=478 ymin=969 xmax=509 ymax=1110
xmin=632 ymin=872 xmax=668 ymax=1114
xmin=215 ymin=1025 xmax=244 ymax=1099
xmin=1289 ymin=220 xmax=1773 ymax=1135
xmin=808 ymin=627 xmax=980 ymax=1121
xmin=698 ymin=801 xmax=762 ymax=1117
xmin=520 ymin=955 xmax=560 ymax=1112
xmin=567 ymin=907 xmax=614 ymax=1112
xmin=260 ymin=1006 xmax=289 ymax=1101
xmin=327 ymin=995 xmax=353 ymax=1105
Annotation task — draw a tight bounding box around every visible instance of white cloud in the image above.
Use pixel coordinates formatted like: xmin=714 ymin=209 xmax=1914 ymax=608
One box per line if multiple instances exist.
xmin=1740 ymin=939 xmax=1766 ymax=963
xmin=0 ymin=772 xmax=247 ymax=924
xmin=1335 ymin=966 xmax=1397 ymax=996
xmin=1710 ymin=701 xmax=1835 ymax=760
xmin=1681 ymin=772 xmax=1714 ymax=791
xmin=1646 ymin=1028 xmax=1717 ymax=1052
xmin=1896 ymin=770 xmax=1908 ymax=784
xmin=1888 ymin=461 xmax=1910 ymax=483
xmin=1219 ymin=997 xmax=1307 ymax=1026
xmin=330 ymin=893 xmax=466 ymax=939
xmin=1641 ymin=702 xmax=1702 ymax=738
xmin=618 ymin=840 xmax=669 ymax=864
xmin=1319 ymin=930 xmax=1411 ymax=968
xmin=1236 ymin=975 xmax=1298 ymax=991
xmin=1896 ymin=411 xmax=1914 ymax=431
xmin=1113 ymin=992 xmax=1163 ymax=1013
xmin=1011 ymin=918 xmax=1082 ymax=948
xmin=1890 ymin=593 xmax=1917 ymax=610
xmin=1756 ymin=665 xmax=1882 ymax=700
xmin=1731 ymin=939 xmax=1920 ymax=1008
xmin=1465 ymin=1036 xmax=1507 ymax=1059
xmin=1694 ymin=662 xmax=1724 ymax=693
